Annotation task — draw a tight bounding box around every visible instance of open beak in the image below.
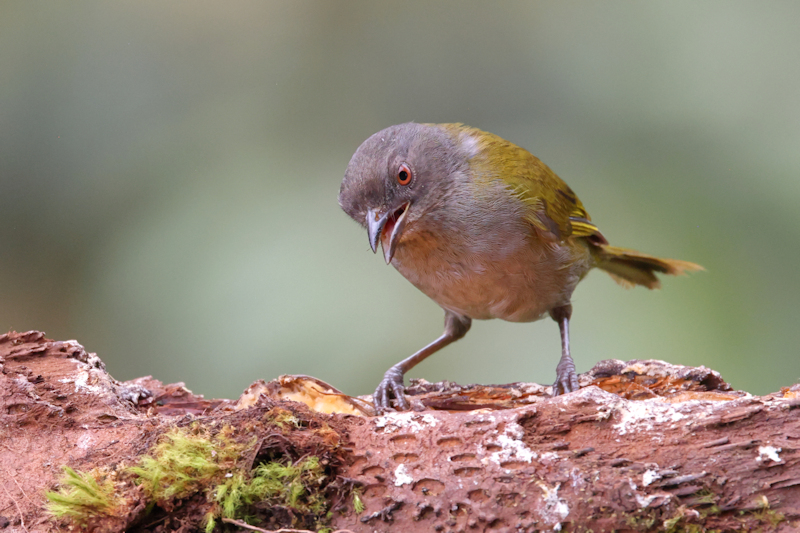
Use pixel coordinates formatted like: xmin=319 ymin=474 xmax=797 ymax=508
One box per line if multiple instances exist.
xmin=366 ymin=202 xmax=411 ymax=264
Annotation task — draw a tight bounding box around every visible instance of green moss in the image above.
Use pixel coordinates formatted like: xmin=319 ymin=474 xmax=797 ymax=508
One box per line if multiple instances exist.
xmin=212 ymin=456 xmax=328 ymax=519
xmin=751 ymin=507 xmax=786 ymax=528
xmin=47 ymin=423 xmax=346 ymax=532
xmin=266 ymin=407 xmax=301 ymax=429
xmin=129 ymin=425 xmax=334 ymax=530
xmin=45 ymin=466 xmax=122 ymax=523
xmin=352 ymin=488 xmax=364 ymax=514
xmin=625 ymin=513 xmax=656 ymax=530
xmin=127 ymin=425 xmax=251 ymax=503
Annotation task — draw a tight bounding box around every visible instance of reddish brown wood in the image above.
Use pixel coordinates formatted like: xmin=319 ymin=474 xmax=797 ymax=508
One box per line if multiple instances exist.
xmin=1 ymin=330 xmax=799 ymax=532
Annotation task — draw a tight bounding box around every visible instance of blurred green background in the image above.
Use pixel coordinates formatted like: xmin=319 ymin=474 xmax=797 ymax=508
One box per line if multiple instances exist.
xmin=2 ymin=1 xmax=798 ymax=399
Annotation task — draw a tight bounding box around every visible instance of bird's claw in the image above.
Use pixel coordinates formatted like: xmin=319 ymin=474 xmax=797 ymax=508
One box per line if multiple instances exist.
xmin=552 ymin=361 xmax=579 ymax=396
xmin=373 ymin=367 xmax=409 ymax=413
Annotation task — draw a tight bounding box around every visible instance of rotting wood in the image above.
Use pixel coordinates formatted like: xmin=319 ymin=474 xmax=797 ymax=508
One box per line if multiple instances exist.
xmin=1 ymin=330 xmax=800 ymax=532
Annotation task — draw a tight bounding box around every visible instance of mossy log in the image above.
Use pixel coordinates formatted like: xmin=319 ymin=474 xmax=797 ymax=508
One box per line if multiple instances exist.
xmin=1 ymin=330 xmax=799 ymax=532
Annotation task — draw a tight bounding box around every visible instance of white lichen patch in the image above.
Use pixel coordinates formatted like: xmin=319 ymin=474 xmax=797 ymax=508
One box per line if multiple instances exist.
xmin=59 ymin=366 xmax=105 ymax=395
xmin=536 ymin=481 xmax=569 ymax=528
xmin=493 ymin=432 xmax=537 ymax=463
xmin=76 ymin=433 xmax=95 ymax=450
xmin=569 ymin=467 xmax=587 ymax=491
xmin=642 ymin=469 xmax=661 ymax=486
xmin=757 ymin=445 xmax=782 ymax=463
xmin=561 ymin=380 xmax=739 ymax=437
xmin=613 ymin=398 xmax=691 ymax=435
xmin=539 ymin=451 xmax=560 ymax=463
xmin=373 ymin=412 xmax=438 ymax=433
xmin=481 ymin=421 xmax=537 ymax=465
xmin=393 ymin=463 xmax=414 ymax=486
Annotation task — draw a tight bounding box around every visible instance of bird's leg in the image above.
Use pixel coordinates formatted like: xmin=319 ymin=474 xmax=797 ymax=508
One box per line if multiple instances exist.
xmin=374 ymin=310 xmax=471 ymax=413
xmin=549 ymin=303 xmax=579 ymax=395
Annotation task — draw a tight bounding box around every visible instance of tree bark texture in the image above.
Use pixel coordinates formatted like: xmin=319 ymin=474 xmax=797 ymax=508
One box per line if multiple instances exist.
xmin=1 ymin=330 xmax=799 ymax=532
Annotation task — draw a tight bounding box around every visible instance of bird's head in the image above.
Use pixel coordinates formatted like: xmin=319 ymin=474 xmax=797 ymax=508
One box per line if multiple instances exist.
xmin=338 ymin=122 xmax=468 ymax=263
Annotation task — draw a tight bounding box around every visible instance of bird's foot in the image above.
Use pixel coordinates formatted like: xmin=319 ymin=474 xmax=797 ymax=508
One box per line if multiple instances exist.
xmin=373 ymin=367 xmax=409 ymax=413
xmin=552 ymin=360 xmax=580 ymax=396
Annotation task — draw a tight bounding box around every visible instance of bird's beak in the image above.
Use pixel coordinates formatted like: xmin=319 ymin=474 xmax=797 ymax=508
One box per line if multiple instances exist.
xmin=366 ymin=202 xmax=411 ymax=264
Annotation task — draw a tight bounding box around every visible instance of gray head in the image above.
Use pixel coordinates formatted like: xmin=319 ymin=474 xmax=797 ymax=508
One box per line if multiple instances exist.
xmin=339 ymin=122 xmax=467 ymax=263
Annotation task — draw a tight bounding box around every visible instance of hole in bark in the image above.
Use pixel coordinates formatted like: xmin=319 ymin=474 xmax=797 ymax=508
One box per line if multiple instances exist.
xmin=414 ymin=504 xmax=435 ymax=521
xmin=436 ymin=437 xmax=463 ymax=448
xmin=499 ymin=461 xmax=528 ymax=470
xmin=448 ymin=502 xmax=471 ymax=529
xmin=6 ymin=403 xmax=30 ymax=414
xmin=487 ymin=518 xmax=507 ymax=529
xmin=518 ymin=413 xmax=538 ymax=431
xmin=362 ymin=465 xmax=385 ymax=477
xmin=454 ymin=467 xmax=481 ymax=477
xmin=350 ymin=456 xmax=367 ymax=469
xmin=468 ymin=489 xmax=490 ymax=502
xmin=449 ymin=453 xmax=476 ymax=462
xmin=363 ymin=484 xmax=387 ymax=498
xmin=389 ymin=434 xmax=418 ymax=446
xmin=496 ymin=492 xmax=523 ymax=506
xmin=413 ymin=478 xmax=445 ymax=496
xmin=464 ymin=419 xmax=492 ymax=427
xmin=392 ymin=452 xmax=419 ymax=463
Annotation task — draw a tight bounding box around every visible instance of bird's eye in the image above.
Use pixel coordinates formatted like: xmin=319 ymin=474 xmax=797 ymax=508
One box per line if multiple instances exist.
xmin=396 ymin=163 xmax=412 ymax=186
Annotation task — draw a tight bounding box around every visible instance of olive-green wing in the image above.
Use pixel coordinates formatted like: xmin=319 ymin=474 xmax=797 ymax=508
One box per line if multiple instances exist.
xmin=449 ymin=124 xmax=604 ymax=243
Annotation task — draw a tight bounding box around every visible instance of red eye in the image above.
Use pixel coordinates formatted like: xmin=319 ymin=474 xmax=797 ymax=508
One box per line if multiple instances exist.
xmin=396 ymin=163 xmax=412 ymax=186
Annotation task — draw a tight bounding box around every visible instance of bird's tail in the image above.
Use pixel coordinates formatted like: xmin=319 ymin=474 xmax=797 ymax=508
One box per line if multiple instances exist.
xmin=592 ymin=244 xmax=703 ymax=289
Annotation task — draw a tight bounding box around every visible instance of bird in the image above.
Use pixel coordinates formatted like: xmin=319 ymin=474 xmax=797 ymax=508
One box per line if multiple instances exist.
xmin=338 ymin=122 xmax=703 ymax=412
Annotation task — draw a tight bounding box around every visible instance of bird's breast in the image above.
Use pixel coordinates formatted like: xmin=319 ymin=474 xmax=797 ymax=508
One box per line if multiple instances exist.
xmin=391 ymin=224 xmax=593 ymax=322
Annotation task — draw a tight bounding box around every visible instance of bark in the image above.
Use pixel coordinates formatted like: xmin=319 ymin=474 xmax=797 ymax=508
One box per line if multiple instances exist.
xmin=1 ymin=330 xmax=799 ymax=532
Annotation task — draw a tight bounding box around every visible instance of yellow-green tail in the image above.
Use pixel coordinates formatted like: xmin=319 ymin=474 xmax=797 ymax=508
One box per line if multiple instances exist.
xmin=593 ymin=244 xmax=703 ymax=289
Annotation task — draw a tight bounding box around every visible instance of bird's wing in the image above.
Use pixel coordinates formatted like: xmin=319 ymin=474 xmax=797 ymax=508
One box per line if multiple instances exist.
xmin=443 ymin=123 xmax=606 ymax=243
xmin=490 ymin=138 xmax=602 ymax=242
